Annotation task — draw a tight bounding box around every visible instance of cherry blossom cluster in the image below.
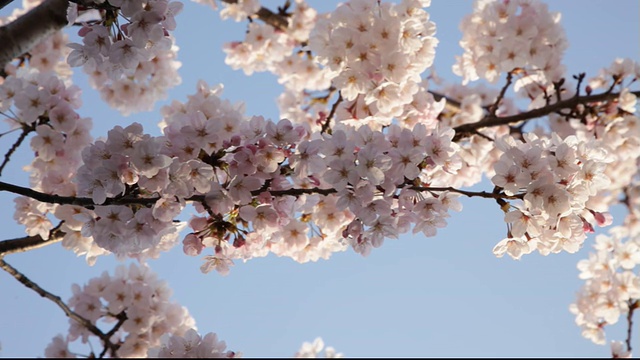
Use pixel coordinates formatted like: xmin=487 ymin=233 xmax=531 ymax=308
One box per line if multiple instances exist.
xmin=587 ymin=58 xmax=640 ymax=96
xmin=71 ymin=122 xmax=187 ymax=257
xmin=43 ymin=263 xmax=233 ymax=358
xmin=569 ymin=224 xmax=640 ymax=348
xmin=548 ymin=58 xmax=640 ymax=210
xmin=222 ymin=0 xmax=442 ymax=132
xmin=0 ymin=69 xmax=89 ymax=192
xmin=294 ymin=337 xmax=343 ymax=358
xmin=223 ymin=21 xmax=296 ymax=76
xmin=218 ymin=0 xmax=260 ymax=21
xmin=218 ymin=0 xmax=339 ymax=134
xmin=147 ymin=328 xmax=239 ymax=358
xmin=491 ymin=132 xmax=614 ymax=259
xmin=222 ymin=0 xmax=320 ymax=79
xmin=165 ymin=82 xmax=466 ymax=271
xmin=308 ymin=0 xmax=438 ymax=125
xmin=453 ymin=0 xmax=568 ymax=99
xmin=66 ymin=0 xmax=183 ymax=114
xmin=65 ymin=80 xmax=466 ymax=273
xmin=222 ymin=0 xmax=333 ymax=132
xmin=1 ymin=68 xmax=91 ymax=239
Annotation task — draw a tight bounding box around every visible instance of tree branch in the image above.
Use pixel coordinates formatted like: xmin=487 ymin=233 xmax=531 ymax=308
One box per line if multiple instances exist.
xmin=220 ymin=0 xmax=289 ymax=30
xmin=626 ymin=299 xmax=638 ymax=353
xmin=0 ymin=0 xmax=15 ymax=11
xmin=320 ymin=92 xmax=342 ymax=134
xmin=0 ymin=0 xmax=69 ymax=71
xmin=0 ymin=229 xmax=64 ymax=256
xmin=0 ymin=180 xmax=159 ymax=207
xmin=408 ymin=185 xmax=522 ymax=201
xmin=1 ymin=173 xmax=527 ymax=213
xmin=489 ymin=71 xmax=514 ymax=116
xmin=453 ymin=90 xmax=640 ymax=141
xmin=0 ymin=125 xmax=33 ymax=177
xmin=0 ymin=258 xmax=120 ymax=357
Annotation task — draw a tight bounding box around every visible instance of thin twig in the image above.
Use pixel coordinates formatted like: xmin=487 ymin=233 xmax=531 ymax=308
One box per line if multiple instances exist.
xmin=489 ymin=72 xmax=514 ymax=116
xmin=98 ymin=310 xmax=126 ymax=358
xmin=320 ymin=92 xmax=342 ymax=134
xmin=573 ymin=73 xmax=585 ymax=97
xmin=0 ymin=180 xmax=159 ymax=207
xmin=0 ymin=258 xmax=120 ymax=357
xmin=625 ymin=300 xmax=638 ymax=353
xmin=0 ymin=125 xmax=33 ymax=177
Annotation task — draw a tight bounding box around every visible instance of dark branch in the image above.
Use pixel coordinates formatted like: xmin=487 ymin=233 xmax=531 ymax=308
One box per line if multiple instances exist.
xmin=489 ymin=71 xmax=514 ymax=116
xmin=98 ymin=310 xmax=126 ymax=358
xmin=221 ymin=0 xmax=289 ymax=30
xmin=0 ymin=0 xmax=15 ymax=11
xmin=0 ymin=125 xmax=33 ymax=177
xmin=320 ymin=92 xmax=342 ymax=134
xmin=0 ymin=258 xmax=120 ymax=357
xmin=453 ymin=90 xmax=640 ymax=141
xmin=0 ymin=180 xmax=159 ymax=207
xmin=0 ymin=228 xmax=64 ymax=256
xmin=626 ymin=300 xmax=638 ymax=353
xmin=0 ymin=0 xmax=69 ymax=69
xmin=1 ymin=172 xmax=527 ymax=213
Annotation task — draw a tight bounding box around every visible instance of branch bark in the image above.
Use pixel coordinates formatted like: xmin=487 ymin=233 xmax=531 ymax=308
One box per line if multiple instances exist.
xmin=0 ymin=0 xmax=15 ymax=11
xmin=220 ymin=0 xmax=289 ymax=30
xmin=0 ymin=230 xmax=64 ymax=256
xmin=453 ymin=90 xmax=640 ymax=141
xmin=0 ymin=0 xmax=69 ymax=71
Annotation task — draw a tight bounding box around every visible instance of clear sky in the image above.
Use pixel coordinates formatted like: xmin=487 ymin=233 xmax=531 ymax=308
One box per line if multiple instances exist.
xmin=0 ymin=0 xmax=639 ymax=357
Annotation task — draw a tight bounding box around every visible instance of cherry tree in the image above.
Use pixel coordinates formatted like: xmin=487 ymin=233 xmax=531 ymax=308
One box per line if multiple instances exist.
xmin=0 ymin=0 xmax=638 ymax=357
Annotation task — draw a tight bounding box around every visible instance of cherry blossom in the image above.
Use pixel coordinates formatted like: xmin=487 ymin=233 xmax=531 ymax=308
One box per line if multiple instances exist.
xmin=0 ymin=0 xmax=639 ymax=357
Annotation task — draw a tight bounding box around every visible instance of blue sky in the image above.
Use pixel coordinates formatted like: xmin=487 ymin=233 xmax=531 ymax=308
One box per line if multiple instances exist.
xmin=0 ymin=0 xmax=639 ymax=357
